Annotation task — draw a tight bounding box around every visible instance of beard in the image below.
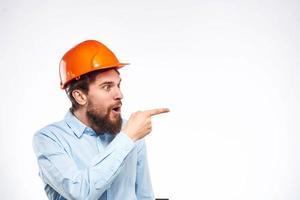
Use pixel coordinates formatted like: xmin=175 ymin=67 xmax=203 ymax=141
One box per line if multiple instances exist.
xmin=86 ymin=101 xmax=122 ymax=135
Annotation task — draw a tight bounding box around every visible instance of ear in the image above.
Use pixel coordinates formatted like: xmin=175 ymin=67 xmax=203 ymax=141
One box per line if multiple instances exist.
xmin=71 ymin=89 xmax=87 ymax=106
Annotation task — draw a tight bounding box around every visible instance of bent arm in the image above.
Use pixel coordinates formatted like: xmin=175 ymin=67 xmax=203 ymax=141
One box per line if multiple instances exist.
xmin=33 ymin=132 xmax=134 ymax=200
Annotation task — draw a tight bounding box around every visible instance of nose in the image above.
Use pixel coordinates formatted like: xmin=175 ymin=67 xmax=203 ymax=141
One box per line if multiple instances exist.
xmin=114 ymin=87 xmax=123 ymax=100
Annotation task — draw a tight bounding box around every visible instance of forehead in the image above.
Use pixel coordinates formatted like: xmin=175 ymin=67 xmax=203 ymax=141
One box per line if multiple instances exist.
xmin=94 ymin=69 xmax=121 ymax=84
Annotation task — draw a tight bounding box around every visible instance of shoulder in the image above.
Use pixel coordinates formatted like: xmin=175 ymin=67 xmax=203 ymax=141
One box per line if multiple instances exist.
xmin=32 ymin=119 xmax=70 ymax=149
xmin=34 ymin=119 xmax=68 ymax=137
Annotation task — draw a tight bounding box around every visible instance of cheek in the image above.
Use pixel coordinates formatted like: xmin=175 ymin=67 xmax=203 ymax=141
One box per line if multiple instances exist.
xmin=88 ymin=93 xmax=107 ymax=105
xmin=91 ymin=99 xmax=112 ymax=113
xmin=92 ymin=92 xmax=112 ymax=102
xmin=87 ymin=91 xmax=113 ymax=111
xmin=90 ymin=100 xmax=105 ymax=109
xmin=87 ymin=97 xmax=103 ymax=109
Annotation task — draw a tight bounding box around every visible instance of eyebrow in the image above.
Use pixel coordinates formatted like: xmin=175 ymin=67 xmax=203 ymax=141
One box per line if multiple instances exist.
xmin=99 ymin=79 xmax=122 ymax=86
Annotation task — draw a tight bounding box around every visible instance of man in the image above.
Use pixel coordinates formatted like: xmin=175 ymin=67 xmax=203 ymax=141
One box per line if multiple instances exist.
xmin=32 ymin=40 xmax=169 ymax=200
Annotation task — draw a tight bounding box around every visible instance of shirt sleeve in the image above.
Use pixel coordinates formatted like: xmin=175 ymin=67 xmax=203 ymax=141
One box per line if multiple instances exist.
xmin=32 ymin=131 xmax=135 ymax=200
xmin=135 ymin=139 xmax=155 ymax=200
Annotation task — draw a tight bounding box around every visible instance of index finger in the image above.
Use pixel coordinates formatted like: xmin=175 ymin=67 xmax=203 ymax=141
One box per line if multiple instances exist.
xmin=144 ymin=108 xmax=170 ymax=116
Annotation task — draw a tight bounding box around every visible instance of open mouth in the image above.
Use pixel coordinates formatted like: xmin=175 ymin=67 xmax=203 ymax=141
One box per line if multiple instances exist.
xmin=111 ymin=104 xmax=121 ymax=114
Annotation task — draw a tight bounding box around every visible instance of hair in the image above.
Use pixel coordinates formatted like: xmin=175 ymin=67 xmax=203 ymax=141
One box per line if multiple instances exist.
xmin=65 ymin=68 xmax=120 ymax=113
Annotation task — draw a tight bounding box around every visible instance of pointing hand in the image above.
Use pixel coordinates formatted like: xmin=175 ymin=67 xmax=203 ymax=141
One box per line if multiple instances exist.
xmin=123 ymin=108 xmax=170 ymax=141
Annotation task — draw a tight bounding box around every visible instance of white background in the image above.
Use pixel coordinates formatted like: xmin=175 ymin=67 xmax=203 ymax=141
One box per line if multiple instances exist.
xmin=0 ymin=0 xmax=299 ymax=199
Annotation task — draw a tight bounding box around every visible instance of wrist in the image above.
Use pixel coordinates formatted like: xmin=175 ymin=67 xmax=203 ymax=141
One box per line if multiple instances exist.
xmin=122 ymin=129 xmax=137 ymax=142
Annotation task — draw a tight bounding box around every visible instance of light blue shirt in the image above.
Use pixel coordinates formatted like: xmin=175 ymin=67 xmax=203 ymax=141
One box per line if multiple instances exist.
xmin=32 ymin=111 xmax=154 ymax=200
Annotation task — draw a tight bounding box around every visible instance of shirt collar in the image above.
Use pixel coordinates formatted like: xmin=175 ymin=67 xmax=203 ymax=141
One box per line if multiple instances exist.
xmin=64 ymin=111 xmax=96 ymax=138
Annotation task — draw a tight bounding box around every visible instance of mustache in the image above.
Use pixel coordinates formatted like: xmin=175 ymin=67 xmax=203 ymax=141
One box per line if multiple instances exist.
xmin=108 ymin=101 xmax=122 ymax=110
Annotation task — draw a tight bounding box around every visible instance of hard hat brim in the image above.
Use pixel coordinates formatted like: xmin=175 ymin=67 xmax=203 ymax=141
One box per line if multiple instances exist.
xmin=60 ymin=63 xmax=129 ymax=89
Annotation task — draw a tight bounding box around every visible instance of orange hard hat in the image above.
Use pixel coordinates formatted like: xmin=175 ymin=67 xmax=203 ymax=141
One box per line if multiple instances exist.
xmin=59 ymin=40 xmax=129 ymax=89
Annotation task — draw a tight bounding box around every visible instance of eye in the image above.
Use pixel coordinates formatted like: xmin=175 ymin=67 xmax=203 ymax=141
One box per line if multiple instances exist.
xmin=103 ymin=85 xmax=111 ymax=91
